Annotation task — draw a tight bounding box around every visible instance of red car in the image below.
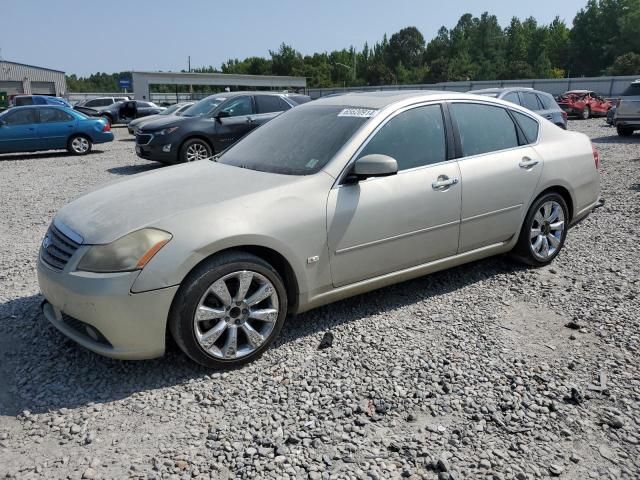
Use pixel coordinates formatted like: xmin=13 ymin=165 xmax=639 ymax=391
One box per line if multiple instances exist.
xmin=556 ymin=90 xmax=613 ymax=119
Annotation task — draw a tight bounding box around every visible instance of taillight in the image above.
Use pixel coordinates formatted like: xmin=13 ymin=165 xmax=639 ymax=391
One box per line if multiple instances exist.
xmin=103 ymin=122 xmax=111 ymax=132
xmin=616 ymin=99 xmax=621 ymax=108
xmin=592 ymin=143 xmax=600 ymax=169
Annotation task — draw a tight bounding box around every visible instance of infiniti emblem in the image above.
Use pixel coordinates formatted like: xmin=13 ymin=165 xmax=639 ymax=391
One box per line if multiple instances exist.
xmin=42 ymin=233 xmax=52 ymax=249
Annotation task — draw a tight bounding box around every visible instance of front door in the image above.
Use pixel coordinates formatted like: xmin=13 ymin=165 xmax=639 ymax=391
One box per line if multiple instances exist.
xmin=212 ymin=96 xmax=256 ymax=152
xmin=327 ymin=104 xmax=462 ymax=287
xmin=449 ymin=102 xmax=544 ymax=252
xmin=0 ymin=108 xmax=39 ymax=153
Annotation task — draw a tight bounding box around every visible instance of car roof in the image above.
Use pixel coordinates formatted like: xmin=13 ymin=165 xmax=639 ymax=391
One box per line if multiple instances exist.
xmin=565 ymin=90 xmax=591 ymax=94
xmin=470 ymin=87 xmax=537 ymax=94
xmin=313 ymin=90 xmax=501 ymax=109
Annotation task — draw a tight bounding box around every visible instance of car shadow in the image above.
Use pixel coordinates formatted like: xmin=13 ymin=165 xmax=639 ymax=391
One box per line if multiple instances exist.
xmin=0 ymin=150 xmax=104 ymax=161
xmin=118 ymin=138 xmax=135 ymax=142
xmin=0 ymin=255 xmax=525 ymax=416
xmin=591 ymin=134 xmax=640 ymax=144
xmin=107 ymin=163 xmax=163 ymax=175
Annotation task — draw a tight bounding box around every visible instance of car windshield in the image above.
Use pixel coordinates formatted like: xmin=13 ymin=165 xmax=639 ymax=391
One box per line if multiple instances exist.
xmin=218 ymin=105 xmax=373 ymax=175
xmin=182 ymin=97 xmax=225 ymax=117
xmin=159 ymin=104 xmax=182 ymax=115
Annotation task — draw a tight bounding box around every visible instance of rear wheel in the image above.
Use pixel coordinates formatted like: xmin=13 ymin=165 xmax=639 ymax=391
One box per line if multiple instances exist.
xmin=180 ymin=138 xmax=212 ymax=163
xmin=513 ymin=193 xmax=568 ymax=266
xmin=617 ymin=126 xmax=634 ymax=137
xmin=67 ymin=135 xmax=92 ymax=155
xmin=169 ymin=251 xmax=288 ymax=368
xmin=581 ymin=106 xmax=591 ymax=120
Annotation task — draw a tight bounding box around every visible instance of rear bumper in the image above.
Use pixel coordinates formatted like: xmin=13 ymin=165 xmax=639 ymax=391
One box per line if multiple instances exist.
xmin=93 ymin=132 xmax=114 ymax=144
xmin=38 ymin=258 xmax=178 ymax=360
xmin=571 ymin=197 xmax=604 ymax=227
xmin=615 ymin=118 xmax=640 ymax=128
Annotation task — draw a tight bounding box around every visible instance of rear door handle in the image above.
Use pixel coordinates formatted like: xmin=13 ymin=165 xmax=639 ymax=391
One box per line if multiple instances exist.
xmin=246 ymin=117 xmax=254 ymax=124
xmin=519 ymin=157 xmax=539 ymax=168
xmin=432 ymin=176 xmax=459 ymax=190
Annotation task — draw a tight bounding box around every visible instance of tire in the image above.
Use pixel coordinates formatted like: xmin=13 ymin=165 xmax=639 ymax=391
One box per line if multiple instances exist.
xmin=581 ymin=106 xmax=591 ymax=120
xmin=617 ymin=126 xmax=634 ymax=137
xmin=513 ymin=192 xmax=569 ymax=267
xmin=67 ymin=135 xmax=92 ymax=155
xmin=169 ymin=251 xmax=288 ymax=368
xmin=180 ymin=138 xmax=212 ymax=163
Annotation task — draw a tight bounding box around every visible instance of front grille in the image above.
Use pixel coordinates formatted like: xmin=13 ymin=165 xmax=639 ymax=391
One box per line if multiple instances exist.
xmin=41 ymin=224 xmax=80 ymax=270
xmin=61 ymin=313 xmax=112 ymax=347
xmin=136 ymin=133 xmax=152 ymax=145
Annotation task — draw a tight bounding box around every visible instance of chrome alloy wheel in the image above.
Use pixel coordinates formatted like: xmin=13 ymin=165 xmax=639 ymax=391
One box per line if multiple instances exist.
xmin=530 ymin=200 xmax=565 ymax=260
xmin=71 ymin=137 xmax=90 ymax=154
xmin=185 ymin=143 xmax=209 ymax=162
xmin=194 ymin=270 xmax=279 ymax=360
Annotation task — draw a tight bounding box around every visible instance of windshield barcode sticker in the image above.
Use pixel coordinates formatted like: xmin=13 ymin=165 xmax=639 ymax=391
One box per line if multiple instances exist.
xmin=338 ymin=108 xmax=377 ymax=118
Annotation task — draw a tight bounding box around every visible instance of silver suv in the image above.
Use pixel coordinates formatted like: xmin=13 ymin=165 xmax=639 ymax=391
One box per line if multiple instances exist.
xmin=615 ymin=80 xmax=640 ymax=137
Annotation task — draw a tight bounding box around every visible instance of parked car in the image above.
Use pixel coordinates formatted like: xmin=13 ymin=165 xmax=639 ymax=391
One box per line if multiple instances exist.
xmin=614 ymin=79 xmax=640 ymax=137
xmin=12 ymin=95 xmax=72 ymax=108
xmin=93 ymin=100 xmax=165 ymax=126
xmin=75 ymin=96 xmax=130 ymax=108
xmin=469 ymin=88 xmax=567 ymax=129
xmin=606 ymin=105 xmax=616 ymax=125
xmin=0 ymin=105 xmax=113 ymax=155
xmin=127 ymin=102 xmax=194 ymax=135
xmin=38 ymin=91 xmax=601 ymax=367
xmin=135 ymin=92 xmax=310 ymax=164
xmin=556 ymin=90 xmax=613 ymax=119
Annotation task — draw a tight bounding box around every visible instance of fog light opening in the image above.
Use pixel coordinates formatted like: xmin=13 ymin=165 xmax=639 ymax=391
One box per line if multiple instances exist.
xmin=85 ymin=325 xmax=99 ymax=341
xmin=162 ymin=144 xmax=172 ymax=152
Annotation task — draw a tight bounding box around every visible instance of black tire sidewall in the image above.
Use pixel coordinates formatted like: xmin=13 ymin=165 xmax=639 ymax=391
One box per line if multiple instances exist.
xmin=180 ymin=139 xmax=212 ymax=163
xmin=169 ymin=253 xmax=288 ymax=368
xmin=515 ymin=193 xmax=569 ymax=266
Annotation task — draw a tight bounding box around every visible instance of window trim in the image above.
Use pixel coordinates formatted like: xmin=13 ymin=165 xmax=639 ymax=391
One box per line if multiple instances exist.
xmin=447 ymin=100 xmax=540 ymax=161
xmin=335 ymin=101 xmax=454 ymax=187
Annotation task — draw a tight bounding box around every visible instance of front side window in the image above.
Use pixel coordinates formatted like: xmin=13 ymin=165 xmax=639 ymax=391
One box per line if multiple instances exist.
xmin=451 ymin=103 xmax=519 ymax=157
xmin=219 ymin=105 xmax=370 ymax=175
xmin=3 ymin=109 xmax=37 ymax=125
xmin=358 ymin=104 xmax=446 ymax=170
xmin=182 ymin=96 xmax=225 ymax=117
xmin=255 ymin=95 xmax=285 ymax=114
xmin=219 ymin=96 xmax=253 ymax=117
xmin=39 ymin=107 xmax=74 ymax=123
xmin=521 ymin=92 xmax=541 ymax=111
xmin=503 ymin=92 xmax=521 ymax=105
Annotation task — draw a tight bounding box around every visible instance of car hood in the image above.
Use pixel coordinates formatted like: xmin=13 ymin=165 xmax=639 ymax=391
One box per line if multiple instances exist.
xmin=129 ymin=114 xmax=163 ymax=127
xmin=139 ymin=115 xmax=189 ymax=131
xmin=56 ymin=161 xmax=302 ymax=244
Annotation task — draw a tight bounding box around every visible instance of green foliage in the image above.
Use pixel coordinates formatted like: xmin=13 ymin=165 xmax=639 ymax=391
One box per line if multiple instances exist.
xmin=67 ymin=1 xmax=640 ymax=91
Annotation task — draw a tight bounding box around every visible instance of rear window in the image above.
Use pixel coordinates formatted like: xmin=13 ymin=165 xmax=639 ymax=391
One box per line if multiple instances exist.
xmin=288 ymin=95 xmax=311 ymax=105
xmin=536 ymin=93 xmax=556 ymax=110
xmin=621 ymin=83 xmax=640 ymax=96
xmin=521 ymin=92 xmax=542 ymax=111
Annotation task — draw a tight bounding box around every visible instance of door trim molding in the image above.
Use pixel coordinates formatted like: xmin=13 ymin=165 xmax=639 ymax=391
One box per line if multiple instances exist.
xmin=461 ymin=204 xmax=523 ymax=224
xmin=335 ymin=220 xmax=460 ymax=255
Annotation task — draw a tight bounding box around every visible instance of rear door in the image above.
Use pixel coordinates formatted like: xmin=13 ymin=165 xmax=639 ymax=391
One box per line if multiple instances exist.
xmin=212 ymin=96 xmax=256 ymax=151
xmin=0 ymin=108 xmax=39 ymax=153
xmin=450 ymin=102 xmax=543 ymax=252
xmin=37 ymin=107 xmax=77 ymax=149
xmin=253 ymin=95 xmax=291 ymax=126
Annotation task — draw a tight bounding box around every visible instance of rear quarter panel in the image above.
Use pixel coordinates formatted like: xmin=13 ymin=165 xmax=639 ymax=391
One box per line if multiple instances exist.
xmin=532 ymin=122 xmax=600 ymax=220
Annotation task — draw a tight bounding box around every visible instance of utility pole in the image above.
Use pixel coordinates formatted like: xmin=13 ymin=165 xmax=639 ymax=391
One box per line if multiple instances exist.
xmin=188 ymin=56 xmax=191 ymax=73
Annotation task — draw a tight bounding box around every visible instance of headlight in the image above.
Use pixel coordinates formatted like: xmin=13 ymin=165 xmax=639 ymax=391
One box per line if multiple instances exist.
xmin=77 ymin=228 xmax=172 ymax=273
xmin=156 ymin=126 xmax=179 ymax=136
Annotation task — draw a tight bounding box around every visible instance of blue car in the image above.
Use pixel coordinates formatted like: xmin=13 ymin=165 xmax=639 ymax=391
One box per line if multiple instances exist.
xmin=0 ymin=105 xmax=113 ymax=155
xmin=13 ymin=95 xmax=73 ymax=108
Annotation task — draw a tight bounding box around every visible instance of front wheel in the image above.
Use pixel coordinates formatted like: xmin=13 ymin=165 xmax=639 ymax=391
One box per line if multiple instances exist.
xmin=513 ymin=193 xmax=569 ymax=266
xmin=169 ymin=252 xmax=288 ymax=368
xmin=67 ymin=135 xmax=92 ymax=155
xmin=180 ymin=138 xmax=212 ymax=163
xmin=617 ymin=126 xmax=634 ymax=137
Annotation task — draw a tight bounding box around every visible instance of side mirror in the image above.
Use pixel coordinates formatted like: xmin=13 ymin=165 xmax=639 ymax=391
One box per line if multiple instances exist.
xmin=347 ymin=154 xmax=398 ymax=182
xmin=215 ymin=111 xmax=230 ymax=121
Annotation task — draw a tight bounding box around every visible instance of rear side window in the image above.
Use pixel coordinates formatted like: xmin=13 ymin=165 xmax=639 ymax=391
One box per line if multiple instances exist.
xmin=512 ymin=111 xmax=539 ymax=144
xmin=86 ymin=98 xmax=111 ymax=107
xmin=255 ymin=95 xmax=286 ymax=114
xmin=358 ymin=104 xmax=446 ymax=170
xmin=451 ymin=103 xmax=519 ymax=157
xmin=502 ymin=92 xmax=521 ymax=105
xmin=521 ymin=92 xmax=542 ymax=111
xmin=536 ymin=93 xmax=556 ymax=110
xmin=136 ymin=101 xmax=152 ymax=108
xmin=39 ymin=108 xmax=74 ymax=123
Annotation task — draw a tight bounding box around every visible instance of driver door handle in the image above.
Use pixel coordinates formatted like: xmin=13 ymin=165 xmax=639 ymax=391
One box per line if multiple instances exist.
xmin=432 ymin=176 xmax=459 ymax=190
xmin=519 ymin=157 xmax=539 ymax=168
xmin=246 ymin=117 xmax=254 ymax=124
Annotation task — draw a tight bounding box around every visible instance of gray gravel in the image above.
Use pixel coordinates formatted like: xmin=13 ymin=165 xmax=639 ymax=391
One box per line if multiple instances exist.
xmin=1 ymin=122 xmax=639 ymax=479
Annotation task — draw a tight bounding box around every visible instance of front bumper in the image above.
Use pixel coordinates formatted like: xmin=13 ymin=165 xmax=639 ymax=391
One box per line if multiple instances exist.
xmin=38 ymin=259 xmax=178 ymax=360
xmin=135 ymin=139 xmax=178 ymax=164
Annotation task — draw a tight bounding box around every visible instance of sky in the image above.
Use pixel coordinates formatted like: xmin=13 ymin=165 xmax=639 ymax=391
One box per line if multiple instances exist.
xmin=2 ymin=0 xmax=587 ymax=77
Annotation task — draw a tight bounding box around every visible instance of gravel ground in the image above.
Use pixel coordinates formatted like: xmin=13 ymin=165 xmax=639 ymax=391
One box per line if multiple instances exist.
xmin=0 ymin=121 xmax=639 ymax=479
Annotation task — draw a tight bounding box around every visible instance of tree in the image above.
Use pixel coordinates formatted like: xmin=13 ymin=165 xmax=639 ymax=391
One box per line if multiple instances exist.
xmin=269 ymin=43 xmax=303 ymax=76
xmin=608 ymin=52 xmax=640 ymax=74
xmin=388 ymin=27 xmax=425 ymax=69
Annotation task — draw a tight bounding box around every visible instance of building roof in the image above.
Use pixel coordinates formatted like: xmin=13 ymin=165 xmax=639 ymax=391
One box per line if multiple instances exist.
xmin=0 ymin=60 xmax=65 ymax=74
